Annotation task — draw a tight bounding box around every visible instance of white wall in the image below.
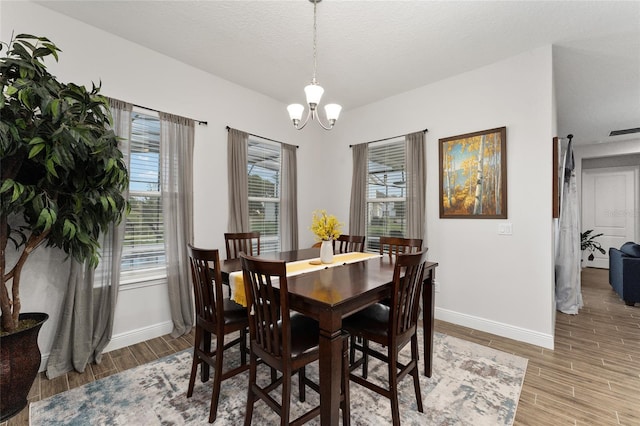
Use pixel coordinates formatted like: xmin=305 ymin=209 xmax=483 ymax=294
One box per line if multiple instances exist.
xmin=2 ymin=2 xmax=557 ymax=375
xmin=329 ymin=47 xmax=557 ymax=348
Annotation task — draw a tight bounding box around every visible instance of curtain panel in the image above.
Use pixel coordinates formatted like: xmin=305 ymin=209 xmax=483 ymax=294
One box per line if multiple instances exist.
xmin=281 ymin=143 xmax=299 ymax=251
xmin=406 ymin=131 xmax=426 ymax=240
xmin=159 ymin=112 xmax=195 ymax=337
xmin=349 ymin=143 xmax=368 ymax=236
xmin=227 ymin=129 xmax=250 ymax=232
xmin=46 ymin=99 xmax=132 ymax=378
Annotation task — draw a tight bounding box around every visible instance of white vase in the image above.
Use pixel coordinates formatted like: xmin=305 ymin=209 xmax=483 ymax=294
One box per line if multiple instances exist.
xmin=320 ymin=240 xmax=334 ymax=264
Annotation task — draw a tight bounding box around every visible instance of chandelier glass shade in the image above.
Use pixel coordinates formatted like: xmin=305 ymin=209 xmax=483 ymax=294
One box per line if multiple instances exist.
xmin=287 ymin=0 xmax=341 ymax=130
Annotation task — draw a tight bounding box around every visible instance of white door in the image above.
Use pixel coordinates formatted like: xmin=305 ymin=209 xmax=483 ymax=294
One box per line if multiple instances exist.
xmin=582 ymin=166 xmax=638 ymax=269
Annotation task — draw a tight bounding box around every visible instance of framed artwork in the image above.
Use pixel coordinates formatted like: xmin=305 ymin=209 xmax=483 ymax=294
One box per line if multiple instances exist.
xmin=439 ymin=127 xmax=507 ymax=218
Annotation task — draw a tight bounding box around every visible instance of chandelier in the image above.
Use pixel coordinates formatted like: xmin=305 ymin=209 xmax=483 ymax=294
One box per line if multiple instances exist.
xmin=287 ymin=0 xmax=341 ymax=130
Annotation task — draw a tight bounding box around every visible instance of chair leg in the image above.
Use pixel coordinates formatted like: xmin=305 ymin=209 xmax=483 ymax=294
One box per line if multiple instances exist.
xmin=411 ymin=335 xmax=424 ymax=413
xmin=388 ymin=348 xmax=400 ymax=426
xmin=208 ymin=335 xmax=225 ymax=423
xmin=244 ymin=352 xmax=258 ymax=426
xmin=362 ymin=339 xmax=369 ymax=379
xmin=240 ymin=328 xmax=248 ymax=365
xmin=298 ymin=366 xmax=306 ymax=402
xmin=341 ymin=334 xmax=351 ymax=426
xmin=281 ymin=369 xmax=292 ymax=426
xmin=187 ymin=326 xmax=202 ymax=397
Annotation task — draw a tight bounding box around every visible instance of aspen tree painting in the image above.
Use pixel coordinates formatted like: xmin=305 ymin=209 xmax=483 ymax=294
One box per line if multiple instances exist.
xmin=439 ymin=127 xmax=507 ymax=218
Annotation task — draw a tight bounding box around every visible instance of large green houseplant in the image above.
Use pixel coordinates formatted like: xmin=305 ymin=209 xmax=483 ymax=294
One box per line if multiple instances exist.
xmin=0 ymin=34 xmax=128 ymax=419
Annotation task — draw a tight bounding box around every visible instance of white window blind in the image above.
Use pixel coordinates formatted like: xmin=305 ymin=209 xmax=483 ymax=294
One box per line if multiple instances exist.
xmin=366 ymin=138 xmax=407 ymax=252
xmin=121 ymin=111 xmax=166 ymax=280
xmin=247 ymin=137 xmax=281 ymax=253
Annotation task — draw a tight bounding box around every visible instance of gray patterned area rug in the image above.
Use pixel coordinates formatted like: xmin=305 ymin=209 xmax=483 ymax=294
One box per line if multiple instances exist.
xmin=30 ymin=330 xmax=527 ymax=425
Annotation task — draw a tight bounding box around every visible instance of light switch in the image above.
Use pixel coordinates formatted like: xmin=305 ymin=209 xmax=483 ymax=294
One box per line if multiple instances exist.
xmin=498 ymin=223 xmax=513 ymax=235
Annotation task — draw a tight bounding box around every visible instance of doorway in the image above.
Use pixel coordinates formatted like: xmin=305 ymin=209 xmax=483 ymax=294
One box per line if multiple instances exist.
xmin=581 ymin=166 xmax=639 ymax=269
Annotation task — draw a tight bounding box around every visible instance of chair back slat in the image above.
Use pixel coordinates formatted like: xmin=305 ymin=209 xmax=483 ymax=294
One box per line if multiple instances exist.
xmin=224 ymin=232 xmax=261 ymax=259
xmin=241 ymin=254 xmax=290 ymax=359
xmin=187 ymin=245 xmax=224 ymax=325
xmin=335 ymin=234 xmax=366 ymax=253
xmin=379 ymin=236 xmax=423 ymax=261
xmin=390 ymin=250 xmax=428 ymax=338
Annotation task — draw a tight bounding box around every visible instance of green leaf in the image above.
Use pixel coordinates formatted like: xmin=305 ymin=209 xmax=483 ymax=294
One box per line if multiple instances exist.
xmin=0 ymin=179 xmax=14 ymax=194
xmin=28 ymin=143 xmax=45 ymax=159
xmin=28 ymin=137 xmax=45 ymax=145
xmin=5 ymin=85 xmax=17 ymax=96
xmin=36 ymin=208 xmax=51 ymax=229
xmin=45 ymin=158 xmax=58 ymax=177
xmin=11 ymin=182 xmax=24 ymax=202
xmin=63 ymin=220 xmax=76 ymax=238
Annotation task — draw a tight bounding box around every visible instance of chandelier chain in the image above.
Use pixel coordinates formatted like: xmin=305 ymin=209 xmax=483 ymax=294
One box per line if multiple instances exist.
xmin=312 ymin=0 xmax=318 ymax=82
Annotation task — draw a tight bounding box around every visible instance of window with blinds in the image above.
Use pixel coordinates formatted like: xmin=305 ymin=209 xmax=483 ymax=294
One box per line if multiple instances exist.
xmin=366 ymin=138 xmax=407 ymax=252
xmin=121 ymin=111 xmax=166 ymax=280
xmin=247 ymin=137 xmax=281 ymax=253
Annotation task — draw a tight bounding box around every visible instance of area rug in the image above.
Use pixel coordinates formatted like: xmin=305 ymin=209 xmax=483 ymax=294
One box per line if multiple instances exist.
xmin=30 ymin=330 xmax=527 ymax=425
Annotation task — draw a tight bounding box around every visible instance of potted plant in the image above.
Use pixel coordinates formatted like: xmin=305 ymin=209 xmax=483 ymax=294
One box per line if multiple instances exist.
xmin=0 ymin=34 xmax=128 ymax=420
xmin=580 ymin=229 xmax=606 ymax=262
xmin=310 ymin=210 xmax=342 ymax=264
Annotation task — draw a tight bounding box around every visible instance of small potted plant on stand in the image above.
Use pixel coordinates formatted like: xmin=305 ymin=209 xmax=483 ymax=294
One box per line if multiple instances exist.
xmin=580 ymin=229 xmax=606 ymax=265
xmin=0 ymin=34 xmax=128 ymax=420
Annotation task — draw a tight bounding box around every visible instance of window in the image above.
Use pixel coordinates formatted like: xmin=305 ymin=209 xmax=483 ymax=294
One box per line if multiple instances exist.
xmin=366 ymin=138 xmax=407 ymax=252
xmin=121 ymin=111 xmax=166 ymax=281
xmin=247 ymin=137 xmax=281 ymax=253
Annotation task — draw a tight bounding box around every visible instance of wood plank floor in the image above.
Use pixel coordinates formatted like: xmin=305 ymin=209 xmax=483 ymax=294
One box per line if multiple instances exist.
xmin=3 ymin=267 xmax=639 ymax=425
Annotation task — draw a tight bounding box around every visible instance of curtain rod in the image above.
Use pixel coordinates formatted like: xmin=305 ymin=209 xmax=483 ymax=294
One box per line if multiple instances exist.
xmin=349 ymin=128 xmax=428 ymax=148
xmin=226 ymin=126 xmax=299 ymax=148
xmin=132 ymin=103 xmax=208 ymax=126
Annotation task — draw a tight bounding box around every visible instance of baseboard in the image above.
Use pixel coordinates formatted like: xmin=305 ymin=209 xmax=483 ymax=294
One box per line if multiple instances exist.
xmin=39 ymin=321 xmax=175 ymax=372
xmin=435 ymin=307 xmax=554 ymax=349
xmin=104 ymin=320 xmax=175 ymax=353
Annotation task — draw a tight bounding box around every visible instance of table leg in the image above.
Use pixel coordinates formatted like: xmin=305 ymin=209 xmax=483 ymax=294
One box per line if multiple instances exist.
xmin=422 ymin=268 xmax=436 ymax=377
xmin=318 ymin=317 xmax=343 ymax=426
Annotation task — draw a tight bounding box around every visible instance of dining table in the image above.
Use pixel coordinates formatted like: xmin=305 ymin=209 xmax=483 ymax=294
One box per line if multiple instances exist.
xmin=220 ymin=247 xmax=438 ymax=426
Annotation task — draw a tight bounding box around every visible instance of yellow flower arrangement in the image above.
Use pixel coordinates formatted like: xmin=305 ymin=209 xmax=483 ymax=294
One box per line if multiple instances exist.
xmin=310 ymin=210 xmax=343 ymax=241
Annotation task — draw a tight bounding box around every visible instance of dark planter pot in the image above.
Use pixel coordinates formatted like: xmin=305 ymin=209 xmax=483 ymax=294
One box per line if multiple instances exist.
xmin=0 ymin=312 xmax=49 ymax=421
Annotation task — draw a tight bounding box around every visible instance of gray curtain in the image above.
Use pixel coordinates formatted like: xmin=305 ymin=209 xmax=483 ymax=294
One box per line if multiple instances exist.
xmin=406 ymin=132 xmax=426 ymax=240
xmin=159 ymin=112 xmax=195 ymax=337
xmin=349 ymin=143 xmax=368 ymax=236
xmin=228 ymin=128 xmax=249 ymax=232
xmin=555 ymin=138 xmax=582 ymax=314
xmin=46 ymin=99 xmax=131 ymax=378
xmin=281 ymin=143 xmax=299 ymax=251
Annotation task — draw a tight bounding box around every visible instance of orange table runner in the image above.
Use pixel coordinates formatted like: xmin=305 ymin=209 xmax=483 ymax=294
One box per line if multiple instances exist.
xmin=229 ymin=252 xmax=381 ymax=306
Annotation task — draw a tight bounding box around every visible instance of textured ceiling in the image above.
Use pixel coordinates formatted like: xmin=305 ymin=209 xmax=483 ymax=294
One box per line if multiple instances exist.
xmin=35 ymin=0 xmax=640 ymax=145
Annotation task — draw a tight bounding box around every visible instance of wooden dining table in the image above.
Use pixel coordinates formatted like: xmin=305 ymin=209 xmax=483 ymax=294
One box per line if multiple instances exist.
xmin=221 ymin=248 xmax=438 ymax=426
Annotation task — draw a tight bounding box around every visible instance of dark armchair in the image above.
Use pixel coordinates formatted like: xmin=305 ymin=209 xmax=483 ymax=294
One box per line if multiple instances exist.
xmin=608 ymin=242 xmax=640 ymax=306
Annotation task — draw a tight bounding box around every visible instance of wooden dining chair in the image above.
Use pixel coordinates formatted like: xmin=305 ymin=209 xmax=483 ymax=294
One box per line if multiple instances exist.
xmin=224 ymin=231 xmax=261 ymax=259
xmin=343 ymin=250 xmax=428 ymax=426
xmin=335 ymin=234 xmax=366 ymax=254
xmin=186 ymin=244 xmax=249 ymax=423
xmin=240 ymin=254 xmax=351 ymax=426
xmin=378 ymin=236 xmax=423 ymax=261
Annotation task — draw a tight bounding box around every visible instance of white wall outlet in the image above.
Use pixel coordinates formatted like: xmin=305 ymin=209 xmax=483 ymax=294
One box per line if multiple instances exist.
xmin=498 ymin=222 xmax=513 ymax=235
xmin=434 ymin=281 xmax=441 ymax=293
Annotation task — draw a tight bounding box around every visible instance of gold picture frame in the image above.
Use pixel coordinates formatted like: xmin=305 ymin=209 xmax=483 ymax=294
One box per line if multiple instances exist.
xmin=439 ymin=127 xmax=507 ymax=219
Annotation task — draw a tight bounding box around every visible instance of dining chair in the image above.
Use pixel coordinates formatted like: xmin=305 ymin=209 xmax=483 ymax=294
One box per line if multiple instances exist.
xmin=378 ymin=236 xmax=423 ymax=261
xmin=240 ymin=254 xmax=351 ymax=426
xmin=224 ymin=231 xmax=261 ymax=259
xmin=343 ymin=250 xmax=428 ymax=426
xmin=186 ymin=244 xmax=249 ymax=423
xmin=335 ymin=234 xmax=366 ymax=253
